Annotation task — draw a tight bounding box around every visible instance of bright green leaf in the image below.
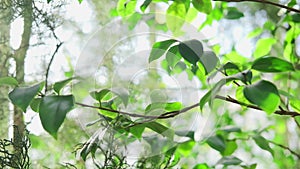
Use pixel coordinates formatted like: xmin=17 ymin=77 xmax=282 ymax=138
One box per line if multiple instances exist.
xmin=247 ymin=28 xmax=263 ymax=38
xmin=149 ymin=39 xmax=178 ymax=63
xmin=243 ymin=80 xmax=280 ymax=114
xmin=206 ymin=135 xmax=226 ymax=153
xmin=165 ymin=102 xmax=182 ymax=111
xmin=0 ymin=77 xmax=18 ymax=86
xmin=192 ymin=0 xmax=212 ymax=14
xmin=290 ymin=99 xmax=300 ymax=112
xmin=177 ymin=140 xmax=195 ymax=156
xmin=166 ymin=1 xmax=186 ymax=35
xmin=90 ymin=89 xmax=111 ymax=102
xmin=252 ymin=134 xmax=274 ymax=156
xmin=193 ymin=163 xmax=209 ymax=169
xmin=222 ymin=141 xmax=238 ymax=156
xmin=179 ymin=39 xmax=203 ymax=65
xmin=117 ymin=0 xmax=137 ymax=17
xmin=186 ymin=7 xmax=198 ymax=23
xmin=9 ymin=83 xmax=44 ymax=112
xmin=253 ymin=38 xmax=277 ymax=58
xmin=39 ymin=95 xmax=75 ymax=138
xmin=252 ymin=56 xmax=294 ymax=72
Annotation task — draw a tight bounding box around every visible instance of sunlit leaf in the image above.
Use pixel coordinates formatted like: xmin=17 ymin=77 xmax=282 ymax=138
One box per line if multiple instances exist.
xmin=0 ymin=77 xmax=18 ymax=86
xmin=252 ymin=56 xmax=294 ymax=72
xmin=39 ymin=95 xmax=75 ymax=138
xmin=149 ymin=39 xmax=178 ymax=63
xmin=243 ymin=80 xmax=280 ymax=114
xmin=177 ymin=140 xmax=195 ymax=156
xmin=253 ymin=38 xmax=277 ymax=58
xmin=90 ymin=89 xmax=110 ymax=102
xmin=193 ymin=163 xmax=209 ymax=169
xmin=117 ymin=0 xmax=137 ymax=17
xmin=222 ymin=141 xmax=238 ymax=156
xmin=166 ymin=1 xmax=186 ymax=35
xmin=290 ymin=99 xmax=300 ymax=112
xmin=9 ymin=83 xmax=44 ymax=112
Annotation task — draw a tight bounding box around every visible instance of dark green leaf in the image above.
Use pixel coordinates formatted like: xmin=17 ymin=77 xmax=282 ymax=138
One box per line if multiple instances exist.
xmin=217 ymin=156 xmax=242 ymax=166
xmin=192 ymin=0 xmax=212 ymax=14
xmin=243 ymin=80 xmax=280 ymax=114
xmin=200 ymin=51 xmax=219 ymax=74
xmin=292 ymin=14 xmax=300 ymax=23
xmin=0 ymin=77 xmax=18 ymax=86
xmin=179 ymin=39 xmax=203 ymax=65
xmin=193 ymin=163 xmax=209 ymax=169
xmin=90 ymin=89 xmax=110 ymax=102
xmin=252 ymin=56 xmax=294 ymax=72
xmin=175 ymin=130 xmax=195 ymax=140
xmin=130 ymin=125 xmax=145 ymax=139
xmin=149 ymin=39 xmax=178 ymax=63
xmin=30 ymin=98 xmax=41 ymax=112
xmin=145 ymin=121 xmax=174 ymax=139
xmin=53 ymin=78 xmax=74 ymax=94
xmin=9 ymin=83 xmax=44 ymax=112
xmin=39 ymin=95 xmax=75 ymax=138
xmin=225 ymin=8 xmax=244 ymax=19
xmin=206 ymin=135 xmax=226 ymax=153
xmin=252 ymin=134 xmax=274 ymax=156
xmin=140 ymin=0 xmax=152 ymax=12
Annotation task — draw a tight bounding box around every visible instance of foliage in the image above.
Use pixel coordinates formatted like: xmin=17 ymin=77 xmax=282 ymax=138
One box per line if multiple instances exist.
xmin=2 ymin=0 xmax=300 ymax=168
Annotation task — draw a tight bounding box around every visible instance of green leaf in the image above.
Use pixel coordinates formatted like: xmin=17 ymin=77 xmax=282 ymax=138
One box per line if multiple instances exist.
xmin=193 ymin=163 xmax=209 ymax=169
xmin=217 ymin=156 xmax=242 ymax=166
xmin=9 ymin=83 xmax=44 ymax=112
xmin=206 ymin=135 xmax=226 ymax=153
xmin=222 ymin=141 xmax=238 ymax=156
xmin=149 ymin=39 xmax=178 ymax=63
xmin=179 ymin=39 xmax=203 ymax=65
xmin=291 ymin=14 xmax=300 ymax=23
xmin=166 ymin=45 xmax=182 ymax=68
xmin=200 ymin=51 xmax=219 ymax=74
xmin=145 ymin=121 xmax=174 ymax=139
xmin=177 ymin=140 xmax=195 ymax=156
xmin=130 ymin=125 xmax=145 ymax=139
xmin=90 ymin=89 xmax=111 ymax=102
xmin=243 ymin=80 xmax=280 ymax=114
xmin=39 ymin=95 xmax=75 ymax=138
xmin=253 ymin=38 xmax=277 ymax=58
xmin=150 ymin=90 xmax=168 ymax=103
xmin=290 ymin=99 xmax=300 ymax=112
xmin=0 ymin=77 xmax=18 ymax=86
xmin=252 ymin=56 xmax=295 ymax=72
xmin=117 ymin=0 xmax=137 ymax=17
xmin=192 ymin=0 xmax=212 ymax=14
xmin=186 ymin=7 xmax=198 ymax=23
xmin=252 ymin=134 xmax=274 ymax=156
xmin=165 ymin=102 xmax=182 ymax=111
xmin=247 ymin=28 xmax=263 ymax=38
xmin=140 ymin=0 xmax=152 ymax=12
xmin=166 ymin=1 xmax=186 ymax=35
xmin=225 ymin=7 xmax=244 ymax=19
xmin=30 ymin=98 xmax=41 ymax=113
xmin=53 ymin=78 xmax=74 ymax=94
xmin=175 ymin=130 xmax=195 ymax=140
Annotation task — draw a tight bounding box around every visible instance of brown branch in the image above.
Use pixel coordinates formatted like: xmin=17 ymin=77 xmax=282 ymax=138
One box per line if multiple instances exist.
xmin=214 ymin=0 xmax=300 ymax=13
xmin=44 ymin=42 xmax=63 ymax=93
xmin=215 ymin=95 xmax=300 ymax=116
xmin=269 ymin=140 xmax=300 ymax=159
xmin=75 ymin=102 xmax=199 ymax=120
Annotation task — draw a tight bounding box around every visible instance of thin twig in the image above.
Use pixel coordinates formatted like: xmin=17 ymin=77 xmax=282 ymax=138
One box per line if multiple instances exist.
xmin=293 ymin=117 xmax=300 ymax=129
xmin=214 ymin=0 xmax=300 ymax=13
xmin=44 ymin=42 xmax=63 ymax=93
xmin=269 ymin=140 xmax=300 ymax=159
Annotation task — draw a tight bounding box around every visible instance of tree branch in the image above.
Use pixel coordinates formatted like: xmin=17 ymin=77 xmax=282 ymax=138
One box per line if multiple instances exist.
xmin=44 ymin=42 xmax=63 ymax=93
xmin=214 ymin=0 xmax=300 ymax=13
xmin=269 ymin=140 xmax=300 ymax=159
